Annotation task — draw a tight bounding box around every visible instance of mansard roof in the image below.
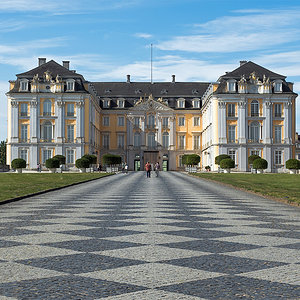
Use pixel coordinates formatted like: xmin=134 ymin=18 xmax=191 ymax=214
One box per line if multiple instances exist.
xmin=16 ymin=60 xmax=85 ymax=80
xmin=219 ymin=61 xmax=286 ymax=81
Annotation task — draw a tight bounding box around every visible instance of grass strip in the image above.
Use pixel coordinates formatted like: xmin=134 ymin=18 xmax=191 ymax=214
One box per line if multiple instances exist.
xmin=190 ymin=173 xmax=300 ymax=205
xmin=0 ymin=173 xmax=112 ymax=202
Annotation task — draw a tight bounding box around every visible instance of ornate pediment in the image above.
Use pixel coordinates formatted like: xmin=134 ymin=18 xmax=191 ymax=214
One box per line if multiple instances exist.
xmin=130 ymin=94 xmax=173 ymax=112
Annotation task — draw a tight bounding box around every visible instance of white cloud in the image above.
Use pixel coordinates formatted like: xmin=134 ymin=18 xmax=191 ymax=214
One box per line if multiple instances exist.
xmin=134 ymin=33 xmax=153 ymax=39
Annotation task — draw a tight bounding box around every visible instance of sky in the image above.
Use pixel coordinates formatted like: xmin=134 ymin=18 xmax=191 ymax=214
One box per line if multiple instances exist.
xmin=1 ymin=0 xmax=300 ymax=141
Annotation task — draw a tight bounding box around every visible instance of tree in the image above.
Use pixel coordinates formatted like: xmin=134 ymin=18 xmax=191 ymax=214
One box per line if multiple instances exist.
xmin=286 ymin=159 xmax=300 ymax=170
xmin=248 ymin=155 xmax=261 ymax=165
xmin=253 ymin=158 xmax=268 ymax=170
xmin=75 ymin=158 xmax=90 ymax=169
xmin=220 ymin=158 xmax=235 ymax=169
xmin=102 ymin=154 xmax=121 ymax=165
xmin=45 ymin=158 xmax=60 ymax=169
xmin=52 ymin=155 xmax=66 ymax=165
xmin=0 ymin=140 xmax=6 ymax=165
xmin=11 ymin=158 xmax=26 ymax=169
xmin=182 ymin=154 xmax=200 ymax=166
xmin=81 ymin=154 xmax=97 ymax=165
xmin=215 ymin=154 xmax=230 ymax=165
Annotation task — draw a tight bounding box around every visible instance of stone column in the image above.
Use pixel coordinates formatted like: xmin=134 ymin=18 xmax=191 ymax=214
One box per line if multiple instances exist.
xmin=30 ymin=98 xmax=38 ymax=143
xmin=76 ymin=101 xmax=84 ymax=143
xmin=56 ymin=98 xmax=64 ymax=143
xmin=263 ymin=100 xmax=272 ymax=144
xmin=11 ymin=100 xmax=19 ymax=143
xmin=169 ymin=116 xmax=176 ymax=150
xmin=284 ymin=101 xmax=292 ymax=144
xmin=237 ymin=100 xmax=246 ymax=144
xmin=218 ymin=101 xmax=227 ymax=144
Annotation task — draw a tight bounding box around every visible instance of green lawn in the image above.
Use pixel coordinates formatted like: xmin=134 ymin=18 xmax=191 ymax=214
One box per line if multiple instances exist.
xmin=0 ymin=173 xmax=112 ymax=202
xmin=191 ymin=173 xmax=300 ymax=205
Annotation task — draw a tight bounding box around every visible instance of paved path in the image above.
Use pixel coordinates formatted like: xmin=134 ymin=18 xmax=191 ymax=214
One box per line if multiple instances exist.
xmin=0 ymin=172 xmax=299 ymax=299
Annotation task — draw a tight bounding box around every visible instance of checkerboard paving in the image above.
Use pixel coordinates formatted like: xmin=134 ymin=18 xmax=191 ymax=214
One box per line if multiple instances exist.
xmin=0 ymin=172 xmax=299 ymax=299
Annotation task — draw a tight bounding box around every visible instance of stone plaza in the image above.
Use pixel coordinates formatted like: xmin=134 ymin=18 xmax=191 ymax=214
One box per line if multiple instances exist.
xmin=0 ymin=172 xmax=299 ymax=299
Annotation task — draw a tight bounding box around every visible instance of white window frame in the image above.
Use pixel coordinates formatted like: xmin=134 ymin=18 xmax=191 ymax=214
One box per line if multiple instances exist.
xmin=20 ymin=124 xmax=28 ymax=142
xmin=177 ymin=98 xmax=185 ymax=108
xmin=117 ymin=116 xmax=125 ymax=127
xmin=43 ymin=100 xmax=52 ymax=116
xmin=66 ymin=149 xmax=75 ymax=164
xmin=274 ymin=80 xmax=282 ymax=93
xmin=162 ymin=117 xmax=169 ymax=128
xmin=193 ymin=116 xmax=200 ymax=127
xmin=249 ymin=121 xmax=260 ymax=142
xmin=193 ymin=99 xmax=200 ymax=108
xmin=148 ymin=115 xmax=155 ymax=128
xmin=41 ymin=121 xmax=53 ymax=142
xmin=178 ymin=117 xmax=185 ymax=126
xmin=19 ymin=79 xmax=29 ymax=92
xmin=274 ymin=126 xmax=282 ymax=143
xmin=228 ymin=150 xmax=236 ymax=164
xmin=117 ymin=134 xmax=125 ymax=149
xmin=20 ymin=103 xmax=28 ymax=117
xmin=162 ymin=132 xmax=169 ymax=149
xmin=134 ymin=132 xmax=141 ymax=147
xmin=274 ymin=104 xmax=282 ymax=118
xmin=250 ymin=150 xmax=260 ymax=156
xmin=227 ymin=103 xmax=235 ymax=117
xmin=117 ymin=98 xmax=125 ymax=108
xmin=274 ymin=150 xmax=282 ymax=165
xmin=42 ymin=149 xmax=52 ymax=164
xmin=20 ymin=149 xmax=28 ymax=163
xmin=66 ymin=80 xmax=75 ymax=91
xmin=193 ymin=135 xmax=200 ymax=150
xmin=228 ymin=125 xmax=236 ymax=143
xmin=67 ymin=125 xmax=74 ymax=142
xmin=103 ymin=99 xmax=110 ymax=108
xmin=251 ymin=100 xmax=259 ymax=117
xmin=134 ymin=117 xmax=140 ymax=128
xmin=103 ymin=134 xmax=110 ymax=149
xmin=227 ymin=80 xmax=236 ymax=92
xmin=178 ymin=135 xmax=185 ymax=149
xmin=103 ymin=116 xmax=110 ymax=126
xmin=67 ymin=103 xmax=75 ymax=117
xmin=147 ymin=132 xmax=156 ymax=148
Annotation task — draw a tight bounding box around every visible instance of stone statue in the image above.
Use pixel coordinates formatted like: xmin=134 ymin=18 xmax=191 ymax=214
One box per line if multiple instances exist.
xmin=56 ymin=74 xmax=62 ymax=83
xmin=32 ymin=74 xmax=39 ymax=82
xmin=44 ymin=70 xmax=53 ymax=82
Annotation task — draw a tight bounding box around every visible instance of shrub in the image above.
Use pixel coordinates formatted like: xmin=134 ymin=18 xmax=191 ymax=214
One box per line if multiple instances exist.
xmin=286 ymin=159 xmax=300 ymax=170
xmin=75 ymin=158 xmax=90 ymax=169
xmin=220 ymin=158 xmax=235 ymax=169
xmin=82 ymin=154 xmax=97 ymax=165
xmin=248 ymin=155 xmax=261 ymax=165
xmin=102 ymin=154 xmax=122 ymax=165
xmin=253 ymin=158 xmax=268 ymax=170
xmin=45 ymin=158 xmax=60 ymax=169
xmin=182 ymin=154 xmax=200 ymax=166
xmin=215 ymin=154 xmax=230 ymax=165
xmin=52 ymin=155 xmax=66 ymax=165
xmin=11 ymin=158 xmax=26 ymax=169
xmin=205 ymin=165 xmax=211 ymax=170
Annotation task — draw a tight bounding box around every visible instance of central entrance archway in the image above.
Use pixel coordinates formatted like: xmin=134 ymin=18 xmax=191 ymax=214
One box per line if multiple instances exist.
xmin=143 ymin=151 xmax=159 ymax=170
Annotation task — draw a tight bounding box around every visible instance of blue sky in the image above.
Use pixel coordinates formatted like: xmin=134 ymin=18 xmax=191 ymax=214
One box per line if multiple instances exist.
xmin=1 ymin=0 xmax=300 ymax=141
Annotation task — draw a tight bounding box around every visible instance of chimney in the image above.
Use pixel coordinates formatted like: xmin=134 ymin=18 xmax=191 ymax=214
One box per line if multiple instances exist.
xmin=172 ymin=75 xmax=175 ymax=83
xmin=240 ymin=60 xmax=247 ymax=66
xmin=38 ymin=58 xmax=46 ymax=66
xmin=63 ymin=61 xmax=70 ymax=70
xmin=127 ymin=74 xmax=130 ymax=83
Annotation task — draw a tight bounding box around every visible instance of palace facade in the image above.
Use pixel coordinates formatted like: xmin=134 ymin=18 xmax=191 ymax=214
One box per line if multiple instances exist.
xmin=6 ymin=59 xmax=298 ymax=172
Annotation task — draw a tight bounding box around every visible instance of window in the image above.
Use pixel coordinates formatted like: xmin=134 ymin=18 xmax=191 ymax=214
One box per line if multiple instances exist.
xmin=66 ymin=149 xmax=75 ymax=164
xmin=227 ymin=81 xmax=236 ymax=92
xmin=193 ymin=99 xmax=200 ymax=108
xmin=103 ymin=134 xmax=109 ymax=149
xmin=179 ymin=135 xmax=185 ymax=149
xmin=134 ymin=117 xmax=140 ymax=127
xmin=274 ymin=104 xmax=282 ymax=117
xmin=162 ymin=132 xmax=169 ymax=149
xmin=103 ymin=99 xmax=110 ymax=108
xmin=274 ymin=126 xmax=282 ymax=143
xmin=250 ymin=150 xmax=260 ymax=156
xmin=178 ymin=117 xmax=185 ymax=126
xmin=227 ymin=103 xmax=235 ymax=117
xmin=148 ymin=115 xmax=155 ymax=128
xmin=20 ymin=149 xmax=27 ymax=162
xmin=228 ymin=125 xmax=236 ymax=143
xmin=20 ymin=103 xmax=28 ymax=116
xmin=178 ymin=155 xmax=183 ymax=167
xmin=177 ymin=99 xmax=185 ymax=108
xmin=193 ymin=117 xmax=200 ymax=126
xmin=134 ymin=133 xmax=141 ymax=147
xmin=117 ymin=99 xmax=125 ymax=108
xmin=21 ymin=125 xmax=28 ymax=142
xmin=162 ymin=117 xmax=169 ymax=128
xmin=251 ymin=100 xmax=259 ymax=117
xmin=118 ymin=116 xmax=125 ymax=127
xmin=193 ymin=135 xmax=200 ymax=149
xmin=67 ymin=103 xmax=74 ymax=116
xmin=117 ymin=134 xmax=125 ymax=149
xmin=42 ymin=150 xmax=51 ymax=163
xmin=275 ymin=150 xmax=282 ymax=165
xmin=274 ymin=81 xmax=282 ymax=93
xmin=103 ymin=116 xmax=109 ymax=126
xmin=20 ymin=80 xmax=28 ymax=91
xmin=147 ymin=133 xmax=156 ymax=148
xmin=42 ymin=121 xmax=52 ymax=142
xmin=67 ymin=125 xmax=74 ymax=142
xmin=66 ymin=80 xmax=75 ymax=91
xmin=249 ymin=122 xmax=260 ymax=142
xmin=228 ymin=150 xmax=236 ymax=164
xmin=43 ymin=100 xmax=52 ymax=116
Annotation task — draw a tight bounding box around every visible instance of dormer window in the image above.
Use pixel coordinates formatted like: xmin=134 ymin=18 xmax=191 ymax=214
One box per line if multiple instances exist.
xmin=117 ymin=98 xmax=125 ymax=108
xmin=19 ymin=79 xmax=29 ymax=92
xmin=227 ymin=80 xmax=236 ymax=92
xmin=103 ymin=99 xmax=110 ymax=108
xmin=177 ymin=98 xmax=185 ymax=108
xmin=274 ymin=80 xmax=282 ymax=93
xmin=192 ymin=89 xmax=199 ymax=95
xmin=161 ymin=89 xmax=168 ymax=95
xmin=66 ymin=80 xmax=75 ymax=91
xmin=104 ymin=89 xmax=112 ymax=94
xmin=135 ymin=89 xmax=142 ymax=94
xmin=193 ymin=98 xmax=200 ymax=108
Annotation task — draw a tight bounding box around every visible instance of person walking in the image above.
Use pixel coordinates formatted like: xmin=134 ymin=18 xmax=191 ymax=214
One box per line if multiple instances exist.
xmin=145 ymin=161 xmax=152 ymax=178
xmin=154 ymin=161 xmax=160 ymax=177
xmin=124 ymin=163 xmax=128 ymax=174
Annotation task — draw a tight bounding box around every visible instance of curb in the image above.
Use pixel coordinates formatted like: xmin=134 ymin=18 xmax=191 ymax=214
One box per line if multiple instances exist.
xmin=0 ymin=173 xmax=115 ymax=206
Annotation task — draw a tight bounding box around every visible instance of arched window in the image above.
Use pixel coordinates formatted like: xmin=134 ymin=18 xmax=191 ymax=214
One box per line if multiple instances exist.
xmin=43 ymin=100 xmax=52 ymax=116
xmin=250 ymin=121 xmax=260 ymax=142
xmin=148 ymin=115 xmax=155 ymax=128
xmin=251 ymin=100 xmax=259 ymax=117
xmin=162 ymin=132 xmax=169 ymax=149
xmin=147 ymin=133 xmax=156 ymax=148
xmin=42 ymin=121 xmax=52 ymax=142
xmin=134 ymin=133 xmax=141 ymax=147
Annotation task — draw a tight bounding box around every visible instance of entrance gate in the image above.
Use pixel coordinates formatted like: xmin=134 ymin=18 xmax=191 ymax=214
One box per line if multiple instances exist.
xmin=143 ymin=151 xmax=159 ymax=169
xmin=134 ymin=160 xmax=141 ymax=171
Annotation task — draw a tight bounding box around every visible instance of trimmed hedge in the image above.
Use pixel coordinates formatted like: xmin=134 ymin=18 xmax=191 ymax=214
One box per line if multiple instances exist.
xmin=102 ymin=154 xmax=122 ymax=165
xmin=215 ymin=154 xmax=230 ymax=165
xmin=286 ymin=159 xmax=300 ymax=170
xmin=253 ymin=158 xmax=268 ymax=170
xmin=75 ymin=158 xmax=90 ymax=169
xmin=220 ymin=158 xmax=235 ymax=169
xmin=11 ymin=158 xmax=26 ymax=169
xmin=82 ymin=154 xmax=97 ymax=165
xmin=52 ymin=155 xmax=66 ymax=165
xmin=182 ymin=154 xmax=200 ymax=166
xmin=45 ymin=158 xmax=60 ymax=169
xmin=248 ymin=155 xmax=261 ymax=165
